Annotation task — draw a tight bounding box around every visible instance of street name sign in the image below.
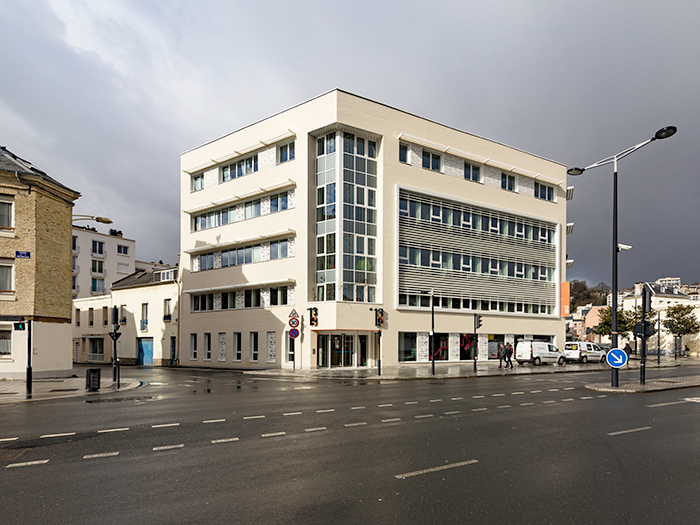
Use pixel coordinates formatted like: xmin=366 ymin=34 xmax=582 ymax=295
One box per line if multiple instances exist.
xmin=606 ymin=348 xmax=628 ymax=368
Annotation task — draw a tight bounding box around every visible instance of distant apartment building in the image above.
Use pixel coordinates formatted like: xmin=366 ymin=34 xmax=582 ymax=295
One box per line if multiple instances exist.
xmin=72 ymin=226 xmax=135 ymax=298
xmin=179 ymin=90 xmax=568 ymax=371
xmin=0 ymin=146 xmax=80 ymax=379
xmin=73 ymin=266 xmax=179 ymax=365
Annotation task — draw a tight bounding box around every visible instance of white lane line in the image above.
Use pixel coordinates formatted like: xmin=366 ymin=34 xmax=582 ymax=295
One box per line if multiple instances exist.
xmin=472 ymin=395 xmax=485 ymax=399
xmin=451 ymin=397 xmax=464 ymax=400
xmin=83 ymin=452 xmax=119 ymax=460
xmin=378 ymin=404 xmax=393 ymax=408
xmin=243 ymin=415 xmax=265 ymax=420
xmin=520 ymin=403 xmax=535 ymax=406
xmin=294 ymin=386 xmax=314 ymax=390
xmin=382 ymin=418 xmax=401 ymax=423
xmin=564 ymin=387 xmax=575 ymax=391
xmin=153 ymin=444 xmax=184 ymax=451
xmin=395 ymin=459 xmax=478 ymax=480
xmin=6 ymin=460 xmax=49 ymax=468
xmin=152 ymin=423 xmax=180 ymax=428
xmin=580 ymin=396 xmax=594 ymax=400
xmin=597 ymin=395 xmax=608 ymax=398
xmin=149 ymin=382 xmax=167 ymax=386
xmin=405 ymin=401 xmax=418 ymax=405
xmin=429 ymin=399 xmax=442 ymax=403
xmin=40 ymin=432 xmax=76 ymax=439
xmin=647 ymin=400 xmax=689 ymax=408
xmin=530 ymin=390 xmax=542 ymax=393
xmin=492 ymin=394 xmax=505 ymax=397
xmin=0 ymin=437 xmax=19 ymax=442
xmin=262 ymin=432 xmax=286 ymax=438
xmin=305 ymin=427 xmax=327 ymax=432
xmin=97 ymin=428 xmax=129 ymax=434
xmin=344 ymin=422 xmax=367 ymax=427
xmin=511 ymin=392 xmax=524 ymax=395
xmin=284 ymin=412 xmax=302 ymax=416
xmin=316 ymin=409 xmax=335 ymax=413
xmin=497 ymin=405 xmax=511 ymax=409
xmin=415 ymin=414 xmax=434 ymax=419
xmin=444 ymin=411 xmax=462 ymax=415
xmin=472 ymin=408 xmax=488 ymax=412
xmin=351 ymin=406 xmax=366 ymax=410
xmin=212 ymin=437 xmax=239 ymax=444
xmin=608 ymin=426 xmax=652 ymax=436
xmin=548 ymin=389 xmax=560 ymax=392
xmin=203 ymin=419 xmax=226 ymax=424
xmin=543 ymin=400 xmax=557 ymax=404
xmin=562 ymin=398 xmax=575 ymax=402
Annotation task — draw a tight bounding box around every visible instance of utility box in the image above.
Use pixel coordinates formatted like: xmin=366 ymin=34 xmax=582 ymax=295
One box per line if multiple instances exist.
xmin=86 ymin=368 xmax=101 ymax=392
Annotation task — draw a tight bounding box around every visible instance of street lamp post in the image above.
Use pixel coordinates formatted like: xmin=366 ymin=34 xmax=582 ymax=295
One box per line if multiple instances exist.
xmin=72 ymin=215 xmax=113 ymax=224
xmin=568 ymin=126 xmax=677 ymax=387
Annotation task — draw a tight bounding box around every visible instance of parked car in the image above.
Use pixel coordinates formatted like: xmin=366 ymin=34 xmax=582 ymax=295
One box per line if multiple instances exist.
xmin=598 ymin=343 xmax=611 ymax=354
xmin=516 ymin=341 xmax=565 ymax=366
xmin=563 ymin=341 xmax=606 ymax=363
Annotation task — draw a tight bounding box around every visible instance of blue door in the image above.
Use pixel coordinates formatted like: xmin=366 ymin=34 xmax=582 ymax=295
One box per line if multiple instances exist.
xmin=138 ymin=338 xmax=154 ymax=366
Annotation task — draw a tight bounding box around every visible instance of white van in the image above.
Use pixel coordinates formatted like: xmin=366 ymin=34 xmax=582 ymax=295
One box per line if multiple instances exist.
xmin=563 ymin=341 xmax=606 ymax=363
xmin=515 ymin=341 xmax=565 ymax=366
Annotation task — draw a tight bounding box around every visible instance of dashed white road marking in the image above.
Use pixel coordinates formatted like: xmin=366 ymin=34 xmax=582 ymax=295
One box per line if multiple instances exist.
xmin=511 ymin=392 xmax=524 ymax=395
xmin=152 ymin=423 xmax=180 ymax=428
xmin=97 ymin=428 xmax=129 ymax=434
xmin=564 ymin=387 xmax=575 ymax=391
xmin=0 ymin=437 xmax=18 ymax=442
xmin=243 ymin=415 xmax=265 ymax=420
xmin=203 ymin=419 xmax=225 ymax=424
xmin=6 ymin=460 xmax=49 ymax=468
xmin=580 ymin=396 xmax=594 ymax=400
xmin=451 ymin=397 xmax=463 ymax=400
xmin=492 ymin=394 xmax=505 ymax=397
xmin=472 ymin=408 xmax=488 ymax=412
xmin=548 ymin=389 xmax=560 ymax=392
xmin=382 ymin=418 xmax=401 ymax=423
xmin=344 ymin=422 xmax=367 ymax=427
xmin=530 ymin=390 xmax=542 ymax=393
xmin=597 ymin=395 xmax=608 ymax=398
xmin=395 ymin=459 xmax=478 ymax=480
xmin=378 ymin=404 xmax=393 ymax=408
xmin=317 ymin=409 xmax=335 ymax=413
xmin=520 ymin=403 xmax=535 ymax=406
xmin=608 ymin=426 xmax=652 ymax=436
xmin=472 ymin=395 xmax=485 ymax=399
xmin=351 ymin=406 xmax=366 ymax=410
xmin=405 ymin=401 xmax=418 ymax=405
xmin=444 ymin=411 xmax=461 ymax=415
xmin=429 ymin=399 xmax=442 ymax=403
xmin=647 ymin=401 xmax=688 ymax=408
xmin=562 ymin=398 xmax=575 ymax=402
xmin=497 ymin=405 xmax=511 ymax=409
xmin=543 ymin=400 xmax=557 ymax=404
xmin=40 ymin=432 xmax=75 ymax=438
xmin=212 ymin=437 xmax=239 ymax=444
xmin=284 ymin=412 xmax=302 ymax=416
xmin=153 ymin=444 xmax=184 ymax=451
xmin=415 ymin=414 xmax=434 ymax=419
xmin=83 ymin=452 xmax=119 ymax=460
xmin=262 ymin=432 xmax=286 ymax=438
xmin=305 ymin=427 xmax=327 ymax=432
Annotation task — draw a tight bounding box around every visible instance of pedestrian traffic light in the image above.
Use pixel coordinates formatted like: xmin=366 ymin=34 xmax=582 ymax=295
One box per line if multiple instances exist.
xmin=13 ymin=321 xmax=26 ymax=331
xmin=375 ymin=308 xmax=384 ymax=328
xmin=475 ymin=315 xmax=483 ymax=329
xmin=310 ymin=307 xmax=318 ymax=327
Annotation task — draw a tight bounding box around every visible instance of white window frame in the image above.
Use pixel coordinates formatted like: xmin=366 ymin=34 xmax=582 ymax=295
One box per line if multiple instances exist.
xmin=279 ymin=141 xmax=295 ymax=164
xmin=190 ymin=333 xmax=198 ymax=360
xmin=204 ymin=332 xmax=211 ymax=361
xmin=249 ymin=332 xmax=259 ymax=362
xmin=501 ymin=173 xmax=516 ymax=192
xmin=464 ymin=161 xmax=481 ymax=182
xmin=233 ymin=332 xmax=242 ymax=362
xmin=192 ymin=173 xmax=204 ymax=192
xmin=0 ymin=259 xmax=14 ymax=293
xmin=0 ymin=326 xmax=11 ymax=356
xmin=0 ymin=195 xmax=14 ymax=233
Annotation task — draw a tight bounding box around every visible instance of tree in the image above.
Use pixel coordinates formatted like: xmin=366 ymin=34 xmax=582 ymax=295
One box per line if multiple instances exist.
xmin=662 ymin=305 xmax=700 ymax=347
xmin=593 ymin=306 xmax=635 ymax=339
xmin=570 ymin=280 xmax=610 ymax=311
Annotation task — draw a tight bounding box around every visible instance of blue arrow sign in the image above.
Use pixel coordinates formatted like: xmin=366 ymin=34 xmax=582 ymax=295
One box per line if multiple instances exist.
xmin=606 ymin=348 xmax=628 ymax=369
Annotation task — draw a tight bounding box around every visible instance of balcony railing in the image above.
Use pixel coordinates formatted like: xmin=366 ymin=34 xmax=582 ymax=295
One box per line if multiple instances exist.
xmin=163 ymin=314 xmax=172 ymax=322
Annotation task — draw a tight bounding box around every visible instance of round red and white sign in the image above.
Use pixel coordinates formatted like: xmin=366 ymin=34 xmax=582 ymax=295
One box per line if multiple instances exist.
xmin=289 ymin=318 xmax=299 ymax=328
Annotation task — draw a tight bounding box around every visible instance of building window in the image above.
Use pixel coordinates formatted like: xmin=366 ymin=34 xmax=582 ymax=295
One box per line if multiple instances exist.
xmin=233 ymin=332 xmax=242 ymax=361
xmin=91 ymin=240 xmax=105 ymax=255
xmin=117 ymin=245 xmax=129 ymax=255
xmin=192 ymin=293 xmax=214 ymax=312
xmin=117 ymin=263 xmax=129 ymax=274
xmin=422 ymin=150 xmax=441 ymax=171
xmin=279 ymin=142 xmax=295 ymax=163
xmin=0 ymin=196 xmax=13 ymax=230
xmin=0 ymin=329 xmax=10 ymax=356
xmin=0 ymin=260 xmax=13 ymax=292
xmin=204 ymin=333 xmax=211 ymax=361
xmin=399 ymin=332 xmax=417 ymax=362
xmin=75 ymin=309 xmax=80 ymax=326
xmin=501 ymin=173 xmax=516 ymax=192
xmin=91 ymin=278 xmax=104 ymax=293
xmin=198 ymin=253 xmax=214 ymax=271
xmin=464 ymin=162 xmax=481 ymax=182
xmin=534 ymin=182 xmax=555 ymax=202
xmin=89 ymin=338 xmax=104 ymax=360
xmin=249 ymin=332 xmax=259 ymax=362
xmin=164 ymin=298 xmax=172 ymax=320
xmin=91 ymin=260 xmax=104 ymax=274
xmin=88 ymin=308 xmax=94 ymax=326
xmin=244 ymin=289 xmax=261 ymax=308
xmin=192 ymin=173 xmax=204 ymax=192
xmin=140 ymin=303 xmax=148 ymax=331
xmin=399 ymin=144 xmax=408 ymax=163
xmin=103 ymin=306 xmax=108 ymax=326
xmin=72 ymin=235 xmax=78 ymax=251
xmin=244 ymin=199 xmax=262 ymax=220
xmin=270 ymin=239 xmax=289 ymax=260
xmin=221 ymin=291 xmax=236 ymax=310
xmin=221 ymin=154 xmax=259 ymax=182
xmin=270 ymin=192 xmax=288 ymax=213
xmin=269 ymin=286 xmax=288 ymax=306
xmin=190 ymin=334 xmax=197 ymax=360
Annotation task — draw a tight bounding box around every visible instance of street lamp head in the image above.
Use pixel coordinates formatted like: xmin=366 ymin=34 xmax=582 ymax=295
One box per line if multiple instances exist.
xmin=94 ymin=216 xmax=113 ymax=224
xmin=567 ymin=167 xmax=585 ymax=176
xmin=653 ymin=126 xmax=677 ymax=141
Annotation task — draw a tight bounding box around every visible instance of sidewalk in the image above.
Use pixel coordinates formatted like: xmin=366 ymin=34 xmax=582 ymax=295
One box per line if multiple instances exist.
xmin=0 ymin=371 xmax=141 ymax=404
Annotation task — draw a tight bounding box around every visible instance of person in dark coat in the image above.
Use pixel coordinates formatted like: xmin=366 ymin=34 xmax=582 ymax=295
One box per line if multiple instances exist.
xmin=623 ymin=342 xmax=632 ymax=356
xmin=498 ymin=343 xmax=505 ymax=368
xmin=504 ymin=342 xmax=514 ymax=369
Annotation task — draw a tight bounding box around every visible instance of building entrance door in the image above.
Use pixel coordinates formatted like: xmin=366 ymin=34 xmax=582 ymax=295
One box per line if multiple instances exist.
xmin=358 ymin=334 xmax=368 ymax=367
xmin=138 ymin=338 xmax=154 ymax=366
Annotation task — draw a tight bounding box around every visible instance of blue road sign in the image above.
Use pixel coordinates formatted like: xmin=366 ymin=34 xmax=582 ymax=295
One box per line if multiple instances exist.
xmin=606 ymin=348 xmax=628 ymax=368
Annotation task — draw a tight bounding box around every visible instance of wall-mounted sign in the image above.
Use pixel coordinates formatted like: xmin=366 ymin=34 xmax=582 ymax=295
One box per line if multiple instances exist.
xmin=15 ymin=251 xmax=30 ymax=259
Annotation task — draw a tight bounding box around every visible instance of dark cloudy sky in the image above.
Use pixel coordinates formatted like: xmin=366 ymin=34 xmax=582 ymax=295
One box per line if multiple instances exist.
xmin=1 ymin=1 xmax=697 ymax=288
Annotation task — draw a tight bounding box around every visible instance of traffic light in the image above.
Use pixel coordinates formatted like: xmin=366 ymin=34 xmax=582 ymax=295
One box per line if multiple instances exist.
xmin=310 ymin=307 xmax=319 ymax=327
xmin=13 ymin=321 xmax=26 ymax=331
xmin=475 ymin=315 xmax=483 ymax=329
xmin=375 ymin=308 xmax=384 ymax=328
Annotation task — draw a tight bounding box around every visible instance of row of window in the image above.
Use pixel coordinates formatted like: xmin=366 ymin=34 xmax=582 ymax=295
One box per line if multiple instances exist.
xmin=191 ymin=286 xmax=290 ymax=312
xmin=71 ymin=237 xmax=130 ymax=256
xmin=399 ymin=144 xmax=556 ymax=202
xmin=399 ymin=246 xmax=554 ymax=281
xmin=399 ymin=196 xmax=555 ymax=244
xmin=398 ymin=295 xmax=554 ymax=315
xmin=198 ymin=239 xmax=290 ymax=272
xmin=193 ymin=192 xmax=289 ymax=232
xmin=190 ymin=332 xmax=264 ymax=362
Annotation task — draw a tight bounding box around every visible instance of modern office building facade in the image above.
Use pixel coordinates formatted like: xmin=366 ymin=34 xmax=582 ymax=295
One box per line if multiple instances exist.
xmin=179 ymin=90 xmax=567 ymax=370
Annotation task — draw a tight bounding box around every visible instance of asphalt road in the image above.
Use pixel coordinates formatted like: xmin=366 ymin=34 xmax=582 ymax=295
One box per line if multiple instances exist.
xmin=3 ymin=365 xmax=700 ymax=524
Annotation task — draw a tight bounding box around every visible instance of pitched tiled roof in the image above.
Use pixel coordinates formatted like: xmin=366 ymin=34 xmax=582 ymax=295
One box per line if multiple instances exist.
xmin=0 ymin=145 xmax=79 ymax=196
xmin=111 ymin=267 xmax=177 ymax=290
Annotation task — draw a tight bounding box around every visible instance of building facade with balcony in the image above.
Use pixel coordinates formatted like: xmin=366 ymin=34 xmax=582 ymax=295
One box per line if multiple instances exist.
xmin=0 ymin=146 xmax=80 ymax=379
xmin=179 ymin=90 xmax=568 ymax=370
xmin=72 ymin=226 xmax=136 ymax=299
xmin=72 ymin=267 xmax=179 ymax=365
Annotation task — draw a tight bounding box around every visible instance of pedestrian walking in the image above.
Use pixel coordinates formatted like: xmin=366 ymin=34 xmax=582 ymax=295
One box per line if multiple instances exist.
xmin=505 ymin=342 xmax=514 ymax=369
xmin=498 ymin=343 xmax=504 ymax=368
xmin=623 ymin=342 xmax=632 ymax=356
